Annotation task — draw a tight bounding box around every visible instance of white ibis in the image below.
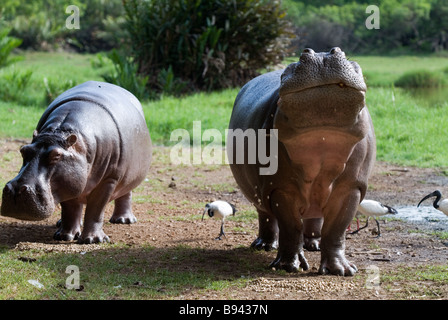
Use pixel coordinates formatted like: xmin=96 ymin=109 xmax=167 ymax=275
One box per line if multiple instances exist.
xmin=349 ymin=199 xmax=398 ymax=237
xmin=417 ymin=190 xmax=448 ymax=216
xmin=202 ymin=201 xmax=237 ymax=240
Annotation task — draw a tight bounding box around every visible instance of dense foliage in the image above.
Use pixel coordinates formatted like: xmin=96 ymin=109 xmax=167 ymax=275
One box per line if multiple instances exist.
xmin=0 ymin=0 xmax=125 ymax=52
xmin=122 ymin=0 xmax=293 ymax=93
xmin=0 ymin=27 xmax=22 ymax=68
xmin=1 ymin=0 xmax=447 ymax=55
xmin=283 ymin=0 xmax=448 ymax=54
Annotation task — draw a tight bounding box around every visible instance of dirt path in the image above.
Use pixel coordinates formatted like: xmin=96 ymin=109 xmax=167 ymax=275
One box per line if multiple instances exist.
xmin=0 ymin=140 xmax=447 ymax=299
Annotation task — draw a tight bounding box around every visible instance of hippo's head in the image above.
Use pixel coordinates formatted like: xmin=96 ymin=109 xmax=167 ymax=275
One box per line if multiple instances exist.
xmin=277 ymin=47 xmax=367 ymax=132
xmin=1 ymin=131 xmax=87 ymax=221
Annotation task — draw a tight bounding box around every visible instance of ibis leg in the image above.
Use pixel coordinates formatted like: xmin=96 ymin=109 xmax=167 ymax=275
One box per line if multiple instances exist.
xmin=349 ymin=217 xmax=369 ymax=235
xmin=374 ymin=218 xmax=381 ymax=238
xmin=215 ymin=222 xmax=226 ymax=240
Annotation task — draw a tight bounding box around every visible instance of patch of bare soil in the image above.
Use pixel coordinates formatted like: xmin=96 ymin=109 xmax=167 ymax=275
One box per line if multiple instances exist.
xmin=0 ymin=139 xmax=447 ymax=300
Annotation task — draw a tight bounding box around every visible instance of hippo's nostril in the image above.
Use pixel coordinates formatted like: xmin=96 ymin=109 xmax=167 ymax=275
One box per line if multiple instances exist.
xmin=330 ymin=47 xmax=342 ymax=54
xmin=302 ymin=48 xmax=315 ymax=55
xmin=3 ymin=183 xmax=14 ymax=196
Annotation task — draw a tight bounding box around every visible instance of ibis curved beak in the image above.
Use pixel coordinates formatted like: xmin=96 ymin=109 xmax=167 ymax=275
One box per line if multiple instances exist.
xmin=418 ymin=190 xmax=441 ymax=207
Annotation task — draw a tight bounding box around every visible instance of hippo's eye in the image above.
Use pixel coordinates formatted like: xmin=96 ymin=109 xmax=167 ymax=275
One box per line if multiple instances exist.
xmin=48 ymin=148 xmax=63 ymax=165
xmin=19 ymin=145 xmax=35 ymax=163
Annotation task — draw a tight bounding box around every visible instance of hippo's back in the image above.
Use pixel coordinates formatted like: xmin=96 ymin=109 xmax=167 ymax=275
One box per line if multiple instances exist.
xmin=229 ymin=69 xmax=282 ymax=131
xmin=37 ymin=81 xmax=146 ymax=131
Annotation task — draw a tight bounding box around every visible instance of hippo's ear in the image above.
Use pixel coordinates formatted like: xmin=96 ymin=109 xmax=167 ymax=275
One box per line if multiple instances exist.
xmin=66 ymin=134 xmax=78 ymax=148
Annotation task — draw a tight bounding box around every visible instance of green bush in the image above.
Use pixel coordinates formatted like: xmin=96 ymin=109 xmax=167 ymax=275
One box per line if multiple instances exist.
xmin=123 ymin=0 xmax=293 ymax=93
xmin=100 ymin=49 xmax=150 ymax=100
xmin=43 ymin=77 xmax=76 ymax=105
xmin=0 ymin=68 xmax=34 ymax=105
xmin=2 ymin=0 xmax=125 ymax=52
xmin=0 ymin=27 xmax=22 ymax=69
xmin=395 ymin=70 xmax=446 ymax=88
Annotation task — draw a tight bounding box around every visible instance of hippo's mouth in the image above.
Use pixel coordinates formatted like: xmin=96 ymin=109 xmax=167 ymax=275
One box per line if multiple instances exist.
xmin=1 ymin=183 xmax=56 ymax=221
xmin=280 ymin=82 xmax=366 ymax=98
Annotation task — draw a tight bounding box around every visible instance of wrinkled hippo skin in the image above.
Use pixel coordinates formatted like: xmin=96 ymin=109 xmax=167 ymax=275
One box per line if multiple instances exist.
xmin=1 ymin=81 xmax=152 ymax=244
xmin=227 ymin=48 xmax=376 ymax=276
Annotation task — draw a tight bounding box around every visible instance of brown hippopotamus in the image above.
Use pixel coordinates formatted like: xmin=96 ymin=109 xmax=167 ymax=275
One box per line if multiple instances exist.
xmin=227 ymin=48 xmax=376 ymax=276
xmin=1 ymin=81 xmax=152 ymax=244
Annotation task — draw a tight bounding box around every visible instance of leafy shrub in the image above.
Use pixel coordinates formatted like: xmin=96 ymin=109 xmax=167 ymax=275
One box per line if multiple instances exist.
xmin=43 ymin=77 xmax=76 ymax=105
xmin=65 ymin=0 xmax=127 ymax=52
xmin=122 ymin=0 xmax=293 ymax=93
xmin=2 ymin=0 xmax=125 ymax=52
xmin=395 ymin=70 xmax=446 ymax=88
xmin=0 ymin=68 xmax=34 ymax=105
xmin=100 ymin=49 xmax=150 ymax=100
xmin=0 ymin=27 xmax=23 ymax=69
xmin=8 ymin=14 xmax=57 ymax=50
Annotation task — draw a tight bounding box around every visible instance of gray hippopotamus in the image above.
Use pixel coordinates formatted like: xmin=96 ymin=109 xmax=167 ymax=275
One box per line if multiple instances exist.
xmin=1 ymin=81 xmax=152 ymax=244
xmin=227 ymin=48 xmax=376 ymax=276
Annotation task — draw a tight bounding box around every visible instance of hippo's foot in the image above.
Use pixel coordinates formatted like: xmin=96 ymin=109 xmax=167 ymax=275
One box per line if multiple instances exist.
xmin=269 ymin=250 xmax=309 ymax=273
xmin=54 ymin=219 xmax=81 ymax=241
xmin=110 ymin=192 xmax=136 ymax=224
xmin=54 ymin=228 xmax=81 ymax=241
xmin=304 ymin=236 xmax=321 ymax=251
xmin=77 ymin=230 xmax=110 ymax=244
xmin=318 ymin=252 xmax=357 ymax=276
xmin=109 ymin=211 xmax=137 ymax=224
xmin=251 ymin=237 xmax=279 ymax=251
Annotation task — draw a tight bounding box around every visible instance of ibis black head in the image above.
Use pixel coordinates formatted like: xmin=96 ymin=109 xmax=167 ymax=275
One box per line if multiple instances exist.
xmin=228 ymin=202 xmax=237 ymax=216
xmin=202 ymin=203 xmax=214 ymax=221
xmin=417 ymin=190 xmax=442 ymax=209
xmin=385 ymin=205 xmax=398 ymax=214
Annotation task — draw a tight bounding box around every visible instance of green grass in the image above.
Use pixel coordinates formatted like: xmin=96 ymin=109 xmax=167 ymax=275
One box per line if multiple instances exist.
xmin=380 ymin=265 xmax=448 ymax=299
xmin=395 ymin=70 xmax=446 ymax=88
xmin=17 ymin=51 xmax=106 ymax=84
xmin=0 ymin=243 xmax=265 ymax=299
xmin=352 ymin=55 xmax=448 ymax=87
xmin=0 ymin=101 xmax=42 ymax=139
xmin=144 ymin=89 xmax=236 ymax=146
xmin=367 ymin=87 xmax=448 ymax=167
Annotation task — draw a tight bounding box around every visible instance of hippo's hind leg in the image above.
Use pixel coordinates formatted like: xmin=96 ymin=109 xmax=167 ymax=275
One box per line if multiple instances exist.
xmin=251 ymin=208 xmax=279 ymax=251
xmin=54 ymin=199 xmax=83 ymax=241
xmin=110 ymin=192 xmax=137 ymax=224
xmin=268 ymin=189 xmax=309 ymax=272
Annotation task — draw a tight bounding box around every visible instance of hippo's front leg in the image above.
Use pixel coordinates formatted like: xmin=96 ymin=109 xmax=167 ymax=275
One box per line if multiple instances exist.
xmin=54 ymin=199 xmax=83 ymax=241
xmin=268 ymin=189 xmax=309 ymax=272
xmin=319 ymin=188 xmax=360 ymax=276
xmin=78 ymin=179 xmax=117 ymax=244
